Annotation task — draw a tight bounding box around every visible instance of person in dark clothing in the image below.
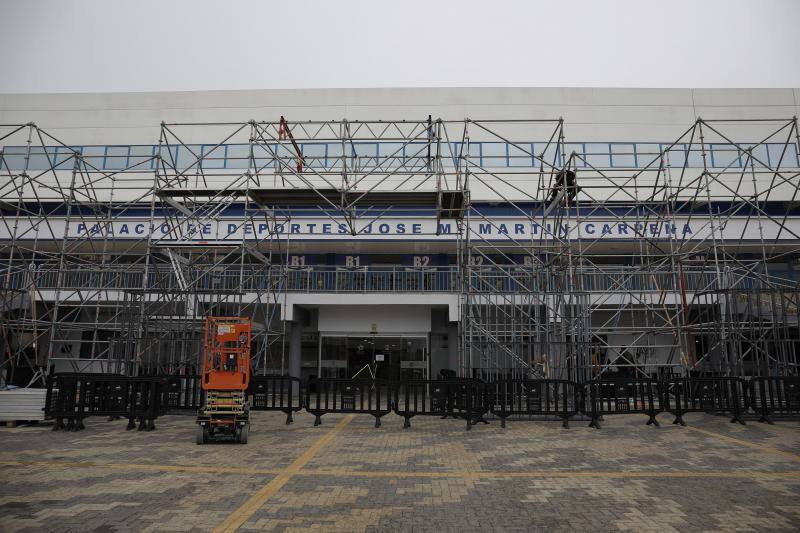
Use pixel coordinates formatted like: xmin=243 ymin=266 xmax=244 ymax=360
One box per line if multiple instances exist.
xmin=547 ymin=169 xmax=580 ymax=207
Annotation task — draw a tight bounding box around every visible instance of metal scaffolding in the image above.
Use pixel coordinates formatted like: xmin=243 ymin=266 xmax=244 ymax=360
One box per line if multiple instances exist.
xmin=459 ymin=117 xmax=800 ymax=382
xmin=1 ymin=116 xmax=799 ymax=386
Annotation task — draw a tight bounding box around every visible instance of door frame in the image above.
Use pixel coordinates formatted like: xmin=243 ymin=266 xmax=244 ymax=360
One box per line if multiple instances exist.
xmin=318 ymin=332 xmax=430 ymax=379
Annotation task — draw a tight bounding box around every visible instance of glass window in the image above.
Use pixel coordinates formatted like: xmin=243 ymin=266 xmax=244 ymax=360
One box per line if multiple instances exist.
xmin=481 ymin=142 xmax=507 ymax=167
xmin=767 ymin=143 xmax=799 ymax=168
xmin=104 ymin=146 xmax=130 ymax=170
xmin=608 ymin=143 xmax=634 ymax=167
xmin=585 ymin=143 xmax=611 ymax=167
xmin=0 ymin=146 xmax=22 ymax=170
xmin=403 ymin=142 xmax=428 ymax=160
xmin=0 ymin=146 xmax=32 ymax=170
xmin=251 ymin=143 xmax=275 ymax=170
xmin=175 ymin=144 xmax=201 ymax=170
xmin=710 ymin=144 xmax=741 ymax=168
xmin=301 ymin=143 xmax=327 ymax=168
xmin=635 ymin=143 xmax=661 ymax=168
xmin=325 ymin=142 xmax=344 ymax=170
xmin=157 ymin=144 xmax=179 ymax=168
xmin=529 ymin=143 xmax=540 ymax=166
xmin=351 ymin=142 xmax=377 ymax=158
xmin=509 ymin=143 xmax=534 ymax=167
xmin=320 ymin=337 xmax=347 ymax=379
xmin=352 ymin=142 xmax=379 ymax=169
xmin=464 ymin=141 xmax=482 ymax=166
xmin=790 ymin=143 xmax=800 ymax=167
xmin=563 ymin=143 xmax=585 ymax=167
xmin=540 ymin=142 xmax=561 ymax=168
xmin=225 ymin=144 xmax=250 ymax=169
xmin=438 ymin=140 xmax=455 ymax=160
xmin=326 ymin=142 xmax=344 ymax=159
xmin=24 ymin=146 xmax=54 ymax=170
xmin=378 ymin=142 xmax=403 ymax=168
xmin=438 ymin=141 xmax=457 ymax=167
xmin=79 ymin=146 xmax=105 ymax=170
xmin=685 ymin=145 xmax=704 ymax=167
xmin=274 ymin=142 xmax=299 ymax=172
xmin=128 ymin=145 xmax=155 ymax=170
xmin=54 ymin=146 xmax=81 ymax=170
xmin=747 ymin=144 xmax=770 ymax=169
xmin=200 ymin=144 xmax=226 ymax=169
xmin=405 ymin=142 xmax=433 ymax=171
xmin=664 ymin=144 xmax=686 ymax=168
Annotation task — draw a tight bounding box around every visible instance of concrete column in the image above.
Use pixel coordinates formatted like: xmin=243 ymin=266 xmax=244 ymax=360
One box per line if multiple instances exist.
xmin=289 ymin=321 xmax=302 ymax=378
xmin=447 ymin=325 xmax=459 ymax=374
xmin=288 ymin=321 xmax=302 ymax=397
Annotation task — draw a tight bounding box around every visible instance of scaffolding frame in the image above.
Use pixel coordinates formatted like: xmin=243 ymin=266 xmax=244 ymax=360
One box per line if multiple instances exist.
xmin=1 ymin=116 xmax=799 ymax=386
xmin=458 ymin=117 xmax=800 ymax=381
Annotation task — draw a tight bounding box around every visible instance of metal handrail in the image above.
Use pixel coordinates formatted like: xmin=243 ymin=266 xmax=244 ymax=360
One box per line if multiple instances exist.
xmin=3 ymin=265 xmax=792 ymax=294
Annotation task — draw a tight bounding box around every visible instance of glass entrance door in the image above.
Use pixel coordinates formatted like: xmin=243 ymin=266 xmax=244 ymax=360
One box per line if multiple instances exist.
xmin=320 ymin=335 xmax=428 ymax=380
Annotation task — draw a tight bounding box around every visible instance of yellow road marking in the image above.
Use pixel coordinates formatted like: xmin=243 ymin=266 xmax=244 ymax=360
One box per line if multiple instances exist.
xmin=685 ymin=426 xmax=800 ymax=462
xmin=297 ymin=468 xmax=800 ymax=479
xmin=213 ymin=414 xmax=355 ymax=533
xmin=3 ymin=459 xmax=798 ymax=480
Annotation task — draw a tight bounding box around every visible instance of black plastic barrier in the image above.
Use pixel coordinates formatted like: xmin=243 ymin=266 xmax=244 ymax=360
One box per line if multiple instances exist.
xmin=248 ymin=375 xmax=303 ymax=424
xmin=661 ymin=376 xmax=747 ymax=426
xmin=749 ymin=376 xmax=800 ymax=424
xmin=82 ymin=375 xmax=134 ymax=428
xmin=584 ymin=378 xmax=662 ymax=428
xmin=127 ymin=377 xmax=166 ymax=430
xmin=449 ymin=378 xmax=491 ymax=429
xmin=45 ymin=370 xmax=166 ymax=431
xmin=44 ymin=370 xmax=800 ymax=433
xmin=490 ymin=379 xmax=579 ymax=428
xmin=305 ymin=378 xmax=392 ymax=427
xmin=162 ymin=375 xmax=204 ymax=412
xmin=45 ymin=372 xmax=83 ymax=430
xmin=395 ymin=378 xmax=490 ymax=430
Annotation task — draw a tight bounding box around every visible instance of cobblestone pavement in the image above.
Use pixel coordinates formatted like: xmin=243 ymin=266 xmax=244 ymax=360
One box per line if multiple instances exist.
xmin=0 ymin=411 xmax=798 ymax=532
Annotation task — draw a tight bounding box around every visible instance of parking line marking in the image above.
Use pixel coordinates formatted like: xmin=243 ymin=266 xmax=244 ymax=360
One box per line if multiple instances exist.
xmin=684 ymin=426 xmax=800 ymax=461
xmin=296 ymin=468 xmax=800 ymax=479
xmin=213 ymin=414 xmax=355 ymax=533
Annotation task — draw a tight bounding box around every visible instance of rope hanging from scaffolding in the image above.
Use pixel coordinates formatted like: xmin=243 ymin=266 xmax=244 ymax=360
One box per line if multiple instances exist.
xmin=278 ymin=115 xmax=304 ymax=173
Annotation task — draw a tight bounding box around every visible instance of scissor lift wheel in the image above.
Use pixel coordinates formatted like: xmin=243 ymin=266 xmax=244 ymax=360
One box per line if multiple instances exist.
xmin=234 ymin=424 xmax=249 ymax=444
xmin=196 ymin=425 xmax=209 ymax=445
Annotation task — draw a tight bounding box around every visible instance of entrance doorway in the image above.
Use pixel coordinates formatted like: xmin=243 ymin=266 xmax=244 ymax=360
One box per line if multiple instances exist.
xmin=320 ymin=335 xmax=428 ymax=381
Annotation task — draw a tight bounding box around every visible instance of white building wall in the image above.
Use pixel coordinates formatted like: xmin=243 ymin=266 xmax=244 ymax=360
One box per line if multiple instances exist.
xmin=2 ymin=87 xmax=799 ymax=145
xmin=318 ymin=305 xmax=432 ymax=335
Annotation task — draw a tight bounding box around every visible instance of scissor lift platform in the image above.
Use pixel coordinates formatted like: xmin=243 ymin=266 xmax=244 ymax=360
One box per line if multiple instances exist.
xmin=196 ymin=317 xmax=252 ymax=444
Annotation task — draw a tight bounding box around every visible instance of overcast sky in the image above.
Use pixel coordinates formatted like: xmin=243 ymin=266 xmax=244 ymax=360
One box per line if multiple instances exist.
xmin=1 ymin=0 xmax=798 ymax=93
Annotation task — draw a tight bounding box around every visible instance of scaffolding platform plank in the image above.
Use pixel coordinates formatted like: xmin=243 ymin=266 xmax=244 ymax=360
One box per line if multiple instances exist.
xmin=156 ymin=187 xmax=247 ymax=199
xmin=157 ymin=187 xmax=465 ymax=218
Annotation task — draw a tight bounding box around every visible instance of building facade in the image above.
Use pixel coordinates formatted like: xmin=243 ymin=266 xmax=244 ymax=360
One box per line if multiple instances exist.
xmin=2 ymin=88 xmax=800 ymax=386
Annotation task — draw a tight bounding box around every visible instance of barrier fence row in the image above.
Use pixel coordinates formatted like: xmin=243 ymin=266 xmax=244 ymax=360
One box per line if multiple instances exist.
xmin=44 ymin=370 xmax=800 ymax=431
xmin=45 ymin=373 xmax=165 ymax=431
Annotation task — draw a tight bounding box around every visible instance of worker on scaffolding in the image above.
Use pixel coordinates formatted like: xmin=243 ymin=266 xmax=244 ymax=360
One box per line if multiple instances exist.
xmin=546 ymin=169 xmax=580 ymax=209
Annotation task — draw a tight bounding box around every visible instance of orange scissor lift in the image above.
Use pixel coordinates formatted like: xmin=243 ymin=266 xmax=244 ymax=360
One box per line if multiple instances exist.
xmin=196 ymin=317 xmax=251 ymax=444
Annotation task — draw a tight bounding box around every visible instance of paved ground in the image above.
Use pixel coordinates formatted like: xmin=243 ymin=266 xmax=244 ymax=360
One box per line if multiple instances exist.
xmin=0 ymin=411 xmax=798 ymax=532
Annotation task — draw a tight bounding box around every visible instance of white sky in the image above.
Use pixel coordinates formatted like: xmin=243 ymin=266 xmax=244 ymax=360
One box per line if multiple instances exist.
xmin=1 ymin=0 xmax=798 ymax=93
